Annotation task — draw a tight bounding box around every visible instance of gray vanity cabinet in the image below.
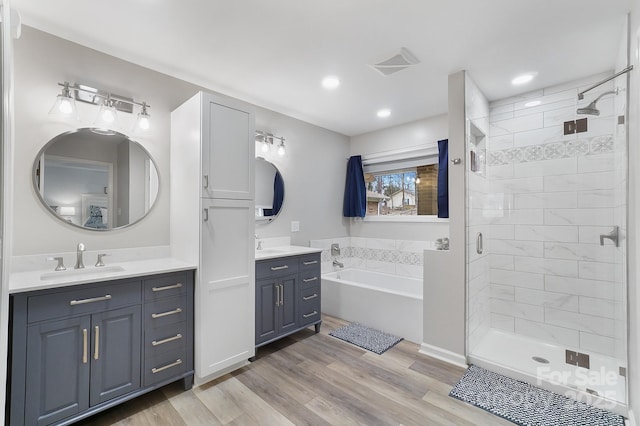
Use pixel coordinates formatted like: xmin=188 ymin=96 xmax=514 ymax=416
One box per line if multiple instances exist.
xmin=9 ymin=271 xmax=194 ymax=426
xmin=25 ymin=316 xmax=91 ymax=425
xmin=255 ymin=253 xmax=322 ymax=348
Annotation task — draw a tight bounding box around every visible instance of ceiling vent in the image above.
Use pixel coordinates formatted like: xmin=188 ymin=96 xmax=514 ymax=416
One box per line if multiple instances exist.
xmin=370 ymin=47 xmax=420 ymax=76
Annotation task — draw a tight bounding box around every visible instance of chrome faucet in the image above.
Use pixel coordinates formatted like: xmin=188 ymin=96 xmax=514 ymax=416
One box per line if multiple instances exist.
xmin=75 ymin=243 xmax=86 ymax=269
xmin=255 ymin=234 xmax=263 ymax=250
xmin=332 ymin=259 xmax=344 ymax=268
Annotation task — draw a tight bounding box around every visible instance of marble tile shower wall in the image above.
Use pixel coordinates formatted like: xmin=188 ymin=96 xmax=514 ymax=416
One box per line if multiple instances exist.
xmin=309 ymin=237 xmax=432 ymax=279
xmin=485 ymin=73 xmax=623 ymax=358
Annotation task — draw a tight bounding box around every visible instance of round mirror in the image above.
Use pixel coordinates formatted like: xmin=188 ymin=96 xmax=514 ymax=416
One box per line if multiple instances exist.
xmin=255 ymin=157 xmax=284 ymax=222
xmin=33 ymin=128 xmax=159 ymax=231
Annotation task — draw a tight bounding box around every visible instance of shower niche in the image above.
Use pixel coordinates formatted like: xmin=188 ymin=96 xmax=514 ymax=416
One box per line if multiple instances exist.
xmin=468 ymin=122 xmax=485 ymax=175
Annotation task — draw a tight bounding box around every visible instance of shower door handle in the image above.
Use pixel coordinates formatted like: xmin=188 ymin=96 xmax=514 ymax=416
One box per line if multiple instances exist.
xmin=476 ymin=232 xmax=483 ymax=255
xmin=600 ymin=226 xmax=619 ymax=247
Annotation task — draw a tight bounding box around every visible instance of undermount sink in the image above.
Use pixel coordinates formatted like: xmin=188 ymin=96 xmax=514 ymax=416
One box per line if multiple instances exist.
xmin=255 ymin=248 xmax=284 ymax=255
xmin=40 ymin=265 xmax=126 ymax=281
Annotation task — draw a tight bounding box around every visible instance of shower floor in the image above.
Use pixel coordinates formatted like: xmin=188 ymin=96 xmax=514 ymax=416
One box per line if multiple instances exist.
xmin=468 ymin=329 xmax=627 ymax=416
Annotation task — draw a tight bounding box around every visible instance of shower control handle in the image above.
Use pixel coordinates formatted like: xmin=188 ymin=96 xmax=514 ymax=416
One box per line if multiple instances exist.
xmin=600 ymin=226 xmax=619 ymax=247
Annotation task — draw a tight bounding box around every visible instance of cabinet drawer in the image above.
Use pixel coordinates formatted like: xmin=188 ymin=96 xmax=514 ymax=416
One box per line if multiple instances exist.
xmin=145 ymin=296 xmax=187 ymax=328
xmin=145 ymin=321 xmax=187 ymax=357
xmin=299 ymin=285 xmax=320 ymax=326
xmin=299 ymin=267 xmax=321 ymax=290
xmin=256 ymin=257 xmax=299 ymax=279
xmin=144 ymin=347 xmax=187 ymax=387
xmin=143 ymin=272 xmax=188 ymax=301
xmin=299 ymin=253 xmax=321 ymax=270
xmin=27 ymin=280 xmax=141 ymax=323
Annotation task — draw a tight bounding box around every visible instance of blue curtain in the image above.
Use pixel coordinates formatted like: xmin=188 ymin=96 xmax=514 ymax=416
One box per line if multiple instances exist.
xmin=437 ymin=139 xmax=449 ymax=218
xmin=343 ymin=155 xmax=366 ymax=217
xmin=272 ymin=170 xmax=284 ymax=215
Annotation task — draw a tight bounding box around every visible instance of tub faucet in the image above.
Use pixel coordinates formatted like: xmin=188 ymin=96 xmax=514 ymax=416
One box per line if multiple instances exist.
xmin=332 ymin=259 xmax=344 ymax=268
xmin=75 ymin=243 xmax=86 ymax=269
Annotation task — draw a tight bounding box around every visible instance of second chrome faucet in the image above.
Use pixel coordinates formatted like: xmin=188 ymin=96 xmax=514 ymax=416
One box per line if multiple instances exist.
xmin=75 ymin=243 xmax=86 ymax=269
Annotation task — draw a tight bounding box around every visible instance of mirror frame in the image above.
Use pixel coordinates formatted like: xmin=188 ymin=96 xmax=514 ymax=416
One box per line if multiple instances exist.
xmin=255 ymin=156 xmax=285 ymax=223
xmin=32 ymin=127 xmax=160 ymax=231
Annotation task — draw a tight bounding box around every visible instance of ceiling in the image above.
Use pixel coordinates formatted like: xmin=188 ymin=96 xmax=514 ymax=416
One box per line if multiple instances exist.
xmin=12 ymin=0 xmax=632 ymax=136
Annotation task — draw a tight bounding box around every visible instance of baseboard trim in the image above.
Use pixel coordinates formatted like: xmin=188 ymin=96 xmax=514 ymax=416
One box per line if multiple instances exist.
xmin=419 ymin=342 xmax=467 ymax=369
xmin=627 ymin=408 xmax=636 ymax=426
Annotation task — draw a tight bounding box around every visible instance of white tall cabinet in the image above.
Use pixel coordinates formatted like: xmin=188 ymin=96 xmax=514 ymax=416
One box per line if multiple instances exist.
xmin=170 ymin=92 xmax=255 ymax=383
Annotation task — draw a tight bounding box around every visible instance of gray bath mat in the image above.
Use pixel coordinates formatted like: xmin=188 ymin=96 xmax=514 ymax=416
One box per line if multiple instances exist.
xmin=329 ymin=322 xmax=403 ymax=355
xmin=449 ymin=364 xmax=624 ymax=426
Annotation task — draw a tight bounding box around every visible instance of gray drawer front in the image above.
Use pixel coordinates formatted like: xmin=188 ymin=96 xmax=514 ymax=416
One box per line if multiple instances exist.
xmin=145 ymin=321 xmax=187 ymax=357
xmin=27 ymin=280 xmax=141 ymax=323
xmin=145 ymin=296 xmax=187 ymax=328
xmin=143 ymin=272 xmax=188 ymax=301
xmin=299 ymin=253 xmax=321 ymax=270
xmin=299 ymin=267 xmax=321 ymax=290
xmin=299 ymin=286 xmax=321 ymax=325
xmin=144 ymin=347 xmax=187 ymax=387
xmin=256 ymin=257 xmax=299 ymax=278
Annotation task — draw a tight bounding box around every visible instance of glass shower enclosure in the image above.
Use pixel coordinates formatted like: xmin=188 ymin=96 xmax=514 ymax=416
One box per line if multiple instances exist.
xmin=464 ymin=61 xmax=629 ymax=414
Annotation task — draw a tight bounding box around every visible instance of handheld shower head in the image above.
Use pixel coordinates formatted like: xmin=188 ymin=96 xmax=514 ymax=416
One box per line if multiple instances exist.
xmin=576 ymin=90 xmax=617 ymax=116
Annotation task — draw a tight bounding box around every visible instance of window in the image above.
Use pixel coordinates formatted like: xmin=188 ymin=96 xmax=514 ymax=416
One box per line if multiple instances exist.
xmin=364 ymin=164 xmax=439 ymax=217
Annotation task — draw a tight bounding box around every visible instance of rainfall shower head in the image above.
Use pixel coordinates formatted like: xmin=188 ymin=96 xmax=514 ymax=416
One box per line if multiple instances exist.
xmin=576 ymin=90 xmax=617 ymax=116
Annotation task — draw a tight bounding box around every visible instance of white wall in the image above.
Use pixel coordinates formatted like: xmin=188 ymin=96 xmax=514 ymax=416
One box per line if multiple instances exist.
xmin=627 ymin=5 xmax=640 ymax=422
xmin=348 ymin=115 xmax=450 ymax=241
xmin=13 ymin=26 xmax=349 ymax=256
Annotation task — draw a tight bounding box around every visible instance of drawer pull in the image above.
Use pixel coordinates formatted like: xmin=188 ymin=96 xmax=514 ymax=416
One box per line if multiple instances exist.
xmin=152 ymin=283 xmax=183 ymax=292
xmin=303 ymin=277 xmax=318 ymax=283
xmin=152 ymin=333 xmax=183 ymax=346
xmin=270 ymin=265 xmax=288 ymax=271
xmin=69 ymin=294 xmax=112 ymax=306
xmin=303 ymin=311 xmax=318 ymax=318
xmin=151 ymin=308 xmax=182 ymax=319
xmin=303 ymin=293 xmax=318 ymax=301
xmin=152 ymin=359 xmax=183 ymax=374
xmin=303 ymin=260 xmax=318 ymax=265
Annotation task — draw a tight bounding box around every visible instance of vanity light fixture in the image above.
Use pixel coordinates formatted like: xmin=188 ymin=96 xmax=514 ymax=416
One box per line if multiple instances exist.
xmin=49 ymin=82 xmax=78 ymax=118
xmin=255 ymin=130 xmax=286 ymax=157
xmin=50 ymin=82 xmax=151 ymax=131
xmin=134 ymin=102 xmax=151 ymax=131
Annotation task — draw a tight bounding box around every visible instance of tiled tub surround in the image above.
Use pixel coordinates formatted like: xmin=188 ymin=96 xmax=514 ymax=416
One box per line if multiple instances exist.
xmin=483 ymin=73 xmax=625 ymax=361
xmin=309 ymin=237 xmax=439 ymax=279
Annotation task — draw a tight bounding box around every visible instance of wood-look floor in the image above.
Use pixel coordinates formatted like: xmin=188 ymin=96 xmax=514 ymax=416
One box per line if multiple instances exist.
xmin=77 ymin=315 xmax=512 ymax=426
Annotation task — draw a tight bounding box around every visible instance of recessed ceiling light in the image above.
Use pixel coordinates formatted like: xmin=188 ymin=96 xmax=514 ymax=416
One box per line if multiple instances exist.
xmin=377 ymin=109 xmax=391 ymax=118
xmin=321 ymin=76 xmax=340 ymax=90
xmin=524 ymin=100 xmax=542 ymax=107
xmin=511 ymin=73 xmax=536 ymax=85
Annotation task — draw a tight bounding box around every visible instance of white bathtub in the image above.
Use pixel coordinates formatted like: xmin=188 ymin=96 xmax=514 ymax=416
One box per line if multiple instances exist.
xmin=322 ymin=268 xmax=423 ymax=344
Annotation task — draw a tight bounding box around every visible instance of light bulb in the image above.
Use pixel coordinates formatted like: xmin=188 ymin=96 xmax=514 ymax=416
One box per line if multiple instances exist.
xmin=261 ymin=141 xmax=269 ymax=153
xmin=138 ymin=115 xmax=150 ymax=130
xmin=59 ymin=98 xmax=73 ymax=114
xmin=415 ymin=177 xmax=421 ymax=184
xmin=102 ymin=108 xmax=115 ymax=123
xmin=277 ymin=143 xmax=286 ymax=156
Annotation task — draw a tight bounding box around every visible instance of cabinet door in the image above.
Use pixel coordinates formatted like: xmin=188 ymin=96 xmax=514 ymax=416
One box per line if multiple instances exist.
xmin=255 ymin=279 xmax=278 ymax=345
xmin=25 ymin=316 xmax=91 ymax=426
xmin=279 ymin=274 xmax=298 ymax=334
xmin=201 ymin=93 xmax=255 ymax=200
xmin=90 ymin=305 xmax=142 ymax=406
xmin=198 ymin=198 xmax=255 ymax=377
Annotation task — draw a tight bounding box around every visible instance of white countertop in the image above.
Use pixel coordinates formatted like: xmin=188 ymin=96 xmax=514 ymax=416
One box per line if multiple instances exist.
xmin=9 ymin=258 xmax=197 ymax=294
xmin=254 ymin=245 xmax=322 ymax=261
